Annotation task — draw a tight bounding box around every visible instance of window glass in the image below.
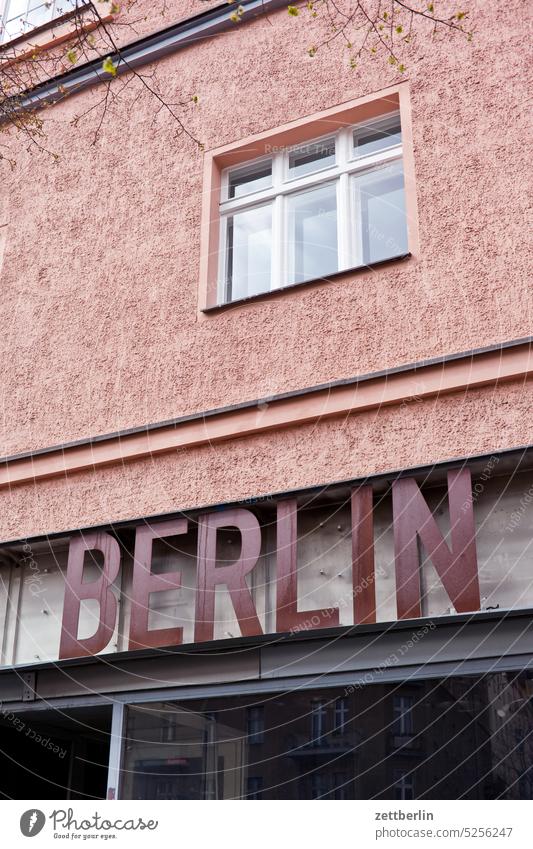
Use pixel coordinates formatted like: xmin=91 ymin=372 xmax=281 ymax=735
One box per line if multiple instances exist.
xmin=5 ymin=0 xmax=28 ymax=20
xmin=246 ymin=706 xmax=264 ymax=744
xmin=1 ymin=0 xmax=76 ymax=42
xmin=353 ymin=113 xmax=402 ymax=158
xmin=228 ymin=160 xmax=272 ymax=199
xmin=25 ymin=2 xmax=53 ymax=27
xmin=334 ymin=697 xmax=349 ymax=733
xmin=354 ymin=161 xmax=407 ymax=264
xmin=217 ymin=108 xmax=407 ymax=305
xmin=393 ymin=695 xmax=415 ymax=736
xmin=286 ymin=182 xmax=338 ymax=284
xmin=310 ymin=700 xmax=328 ymax=745
xmin=288 ymin=137 xmax=336 ymax=178
xmin=226 ymin=203 xmax=272 ymax=300
xmin=121 ymin=671 xmax=533 ymax=799
xmin=394 ymin=769 xmax=415 ymax=800
xmin=247 ymin=776 xmax=263 ymax=799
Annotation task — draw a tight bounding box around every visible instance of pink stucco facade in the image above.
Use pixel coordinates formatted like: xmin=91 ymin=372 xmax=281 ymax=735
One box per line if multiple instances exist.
xmin=0 ymin=0 xmax=531 ymax=540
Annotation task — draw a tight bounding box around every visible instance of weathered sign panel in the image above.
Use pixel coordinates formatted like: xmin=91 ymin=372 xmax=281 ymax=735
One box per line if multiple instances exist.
xmin=1 ymin=455 xmax=531 ymax=666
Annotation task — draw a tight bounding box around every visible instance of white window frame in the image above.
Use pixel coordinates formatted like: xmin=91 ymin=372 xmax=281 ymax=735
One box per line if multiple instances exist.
xmin=0 ymin=0 xmax=78 ymax=45
xmin=394 ymin=768 xmax=415 ymax=800
xmin=393 ymin=694 xmax=415 ymax=736
xmin=217 ymin=110 xmax=404 ymax=305
xmin=333 ymin=696 xmax=349 ymax=734
xmin=311 ymin=699 xmax=328 ymax=743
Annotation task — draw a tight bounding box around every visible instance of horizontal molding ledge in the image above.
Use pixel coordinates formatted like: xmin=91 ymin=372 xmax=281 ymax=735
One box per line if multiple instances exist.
xmin=1 ymin=339 xmax=532 ymax=490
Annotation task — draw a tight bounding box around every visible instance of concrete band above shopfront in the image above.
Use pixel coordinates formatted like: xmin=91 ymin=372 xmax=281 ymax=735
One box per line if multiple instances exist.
xmin=1 ymin=445 xmax=532 ymax=672
xmin=0 ymin=337 xmax=532 ymax=490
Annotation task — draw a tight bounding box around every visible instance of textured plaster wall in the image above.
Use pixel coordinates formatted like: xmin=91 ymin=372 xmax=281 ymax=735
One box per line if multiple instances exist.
xmin=0 ymin=1 xmax=531 ymax=537
xmin=1 ymin=379 xmax=531 ymax=542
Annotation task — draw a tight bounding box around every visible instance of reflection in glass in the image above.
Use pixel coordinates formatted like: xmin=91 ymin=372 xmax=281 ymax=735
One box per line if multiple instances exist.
xmin=288 ymin=137 xmax=336 ymax=178
xmin=355 ymin=161 xmax=407 ymax=264
xmin=1 ymin=0 xmax=77 ymax=42
xmin=228 ymin=160 xmax=272 ymax=199
xmin=286 ymin=182 xmax=338 ymax=284
xmin=121 ymin=670 xmax=533 ymax=800
xmin=353 ymin=113 xmax=402 ymax=158
xmin=225 ymin=204 xmax=272 ymax=300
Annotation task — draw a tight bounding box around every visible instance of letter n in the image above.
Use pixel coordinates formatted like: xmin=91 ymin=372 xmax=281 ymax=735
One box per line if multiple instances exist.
xmin=392 ymin=469 xmax=480 ymax=618
xmin=59 ymin=532 xmax=120 ymax=659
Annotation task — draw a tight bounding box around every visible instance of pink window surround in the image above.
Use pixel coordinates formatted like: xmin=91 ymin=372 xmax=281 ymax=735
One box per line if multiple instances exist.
xmin=198 ymin=83 xmax=419 ymax=313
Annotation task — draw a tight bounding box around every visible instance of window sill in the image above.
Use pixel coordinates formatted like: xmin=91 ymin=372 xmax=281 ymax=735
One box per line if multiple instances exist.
xmin=202 ymin=252 xmax=412 ymax=313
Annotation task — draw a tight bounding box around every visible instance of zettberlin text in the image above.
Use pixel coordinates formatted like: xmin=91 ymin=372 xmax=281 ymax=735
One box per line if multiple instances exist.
xmin=375 ymin=810 xmax=434 ymax=821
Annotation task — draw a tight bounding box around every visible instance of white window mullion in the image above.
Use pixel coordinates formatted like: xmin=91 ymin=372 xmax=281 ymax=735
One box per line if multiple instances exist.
xmin=218 ymin=215 xmax=228 ymax=304
xmin=351 ymin=174 xmax=363 ymax=267
xmin=271 ymin=194 xmax=284 ymax=291
xmin=337 ymin=173 xmax=351 ymax=272
xmin=271 ymin=151 xmax=284 ymax=290
xmin=336 ymin=128 xmax=353 ymax=272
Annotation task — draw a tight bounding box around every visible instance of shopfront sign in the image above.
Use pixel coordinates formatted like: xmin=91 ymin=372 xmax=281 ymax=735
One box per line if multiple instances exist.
xmin=58 ymin=468 xmax=481 ymax=659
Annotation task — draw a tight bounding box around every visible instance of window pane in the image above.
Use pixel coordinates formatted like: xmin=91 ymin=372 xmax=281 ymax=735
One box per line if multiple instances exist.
xmin=286 ymin=182 xmax=338 ymax=284
xmin=353 ymin=113 xmax=402 ymax=158
xmin=51 ymin=0 xmax=77 ymax=14
xmin=228 ymin=160 xmax=272 ymax=199
xmin=25 ymin=3 xmax=54 ymax=28
xmin=121 ymin=671 xmax=533 ymax=799
xmin=225 ymin=204 xmax=272 ymax=301
xmin=288 ymin=137 xmax=335 ymax=178
xmin=355 ymin=161 xmax=407 ymax=264
xmin=5 ymin=0 xmax=29 ymax=21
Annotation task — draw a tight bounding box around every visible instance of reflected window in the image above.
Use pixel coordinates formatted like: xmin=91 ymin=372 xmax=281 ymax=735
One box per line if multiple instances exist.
xmin=394 ymin=769 xmax=415 ymax=800
xmin=334 ymin=773 xmax=350 ymax=799
xmin=393 ymin=695 xmax=415 ymax=736
xmin=311 ymin=700 xmax=328 ymax=745
xmin=247 ymin=776 xmax=263 ymax=799
xmin=246 ymin=706 xmax=264 ymax=744
xmin=333 ymin=698 xmax=349 ymax=734
xmin=311 ymin=772 xmax=329 ymax=799
xmin=120 ymin=671 xmax=533 ymax=800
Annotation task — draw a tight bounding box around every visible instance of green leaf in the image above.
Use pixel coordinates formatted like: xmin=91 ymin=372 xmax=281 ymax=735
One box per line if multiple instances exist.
xmin=229 ymin=4 xmax=245 ymax=22
xmin=102 ymin=57 xmax=118 ymax=77
xmin=287 ymin=5 xmax=299 ymax=16
xmin=66 ymin=48 xmax=77 ymax=64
